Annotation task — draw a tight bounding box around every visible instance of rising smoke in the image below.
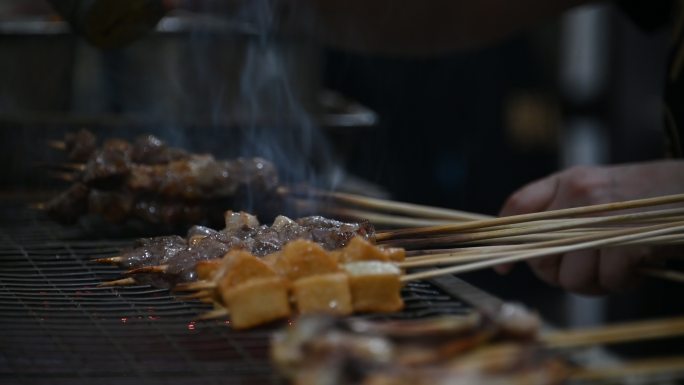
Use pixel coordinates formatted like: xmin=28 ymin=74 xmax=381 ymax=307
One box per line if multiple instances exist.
xmin=229 ymin=0 xmax=342 ymax=191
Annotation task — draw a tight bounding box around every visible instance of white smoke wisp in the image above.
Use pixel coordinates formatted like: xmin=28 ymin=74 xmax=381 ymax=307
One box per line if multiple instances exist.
xmin=234 ymin=0 xmax=341 ymax=192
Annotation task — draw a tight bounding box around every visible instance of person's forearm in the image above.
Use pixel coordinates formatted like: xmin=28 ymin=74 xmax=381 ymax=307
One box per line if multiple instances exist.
xmin=287 ymin=0 xmax=591 ymax=55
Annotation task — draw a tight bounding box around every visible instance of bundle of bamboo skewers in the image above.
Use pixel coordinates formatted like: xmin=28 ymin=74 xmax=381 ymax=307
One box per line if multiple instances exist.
xmin=301 ymin=190 xmax=684 ymax=284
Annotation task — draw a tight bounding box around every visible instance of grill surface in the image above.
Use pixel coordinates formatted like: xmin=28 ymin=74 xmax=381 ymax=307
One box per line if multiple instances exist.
xmin=0 ymin=199 xmax=484 ymax=385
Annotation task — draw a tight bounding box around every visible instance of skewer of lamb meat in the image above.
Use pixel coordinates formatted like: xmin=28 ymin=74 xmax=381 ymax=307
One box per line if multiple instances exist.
xmin=96 ymin=211 xmax=376 ymax=288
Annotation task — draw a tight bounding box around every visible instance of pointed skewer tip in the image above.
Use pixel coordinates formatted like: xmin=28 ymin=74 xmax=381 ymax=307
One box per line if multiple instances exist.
xmin=97 ymin=277 xmax=137 ymax=287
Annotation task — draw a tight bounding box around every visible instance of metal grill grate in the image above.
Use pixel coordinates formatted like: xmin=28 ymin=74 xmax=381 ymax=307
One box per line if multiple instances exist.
xmin=0 ymin=201 xmax=479 ymax=385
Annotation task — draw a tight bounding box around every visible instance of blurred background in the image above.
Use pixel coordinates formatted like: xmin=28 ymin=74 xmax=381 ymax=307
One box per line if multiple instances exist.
xmin=0 ymin=0 xmax=679 ymax=355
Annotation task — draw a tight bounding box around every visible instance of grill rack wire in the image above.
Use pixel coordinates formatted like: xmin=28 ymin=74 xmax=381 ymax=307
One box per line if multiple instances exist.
xmin=0 ymin=201 xmax=475 ymax=385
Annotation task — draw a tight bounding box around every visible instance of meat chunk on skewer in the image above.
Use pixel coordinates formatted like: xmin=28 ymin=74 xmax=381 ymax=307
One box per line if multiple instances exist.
xmin=131 ymin=134 xmax=189 ymax=164
xmin=122 ymin=235 xmax=187 ymax=269
xmin=82 ymin=139 xmax=133 ymax=186
xmin=63 ymin=129 xmax=97 ymax=162
xmin=45 ymin=183 xmax=90 ymax=224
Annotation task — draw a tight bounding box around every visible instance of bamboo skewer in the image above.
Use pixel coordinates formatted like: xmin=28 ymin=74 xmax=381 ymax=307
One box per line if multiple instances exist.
xmin=401 ymin=223 xmax=684 ymax=268
xmin=542 ymin=316 xmax=684 ymax=349
xmin=29 ymin=202 xmax=46 ymax=211
xmin=34 ymin=162 xmax=85 ymax=172
xmin=318 ymin=205 xmax=459 ymax=228
xmin=173 ymin=281 xmax=216 ymax=292
xmin=384 ymin=207 xmax=684 ymax=249
xmin=97 ymin=277 xmax=137 ymax=287
xmin=402 ymin=238 xmax=684 ymax=269
xmin=570 ymin=356 xmax=684 ymax=382
xmin=640 ymin=267 xmax=684 ymax=284
xmin=378 ymin=193 xmax=684 ymax=241
xmin=93 ymin=256 xmax=124 ymax=264
xmin=124 ymin=265 xmax=168 ymax=275
xmin=311 ymin=190 xmax=490 ymax=221
xmin=400 ymin=221 xmax=684 ymax=282
xmin=449 ymin=231 xmax=684 ymax=247
xmin=49 ymin=171 xmax=77 ymax=183
xmin=48 ymin=140 xmax=66 ymax=151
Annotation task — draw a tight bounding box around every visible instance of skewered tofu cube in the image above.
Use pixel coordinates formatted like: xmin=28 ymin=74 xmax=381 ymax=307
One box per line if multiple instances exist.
xmin=195 ymin=259 xmax=222 ymax=281
xmin=272 ymin=240 xmax=340 ymax=281
xmin=344 ymin=261 xmax=403 ymax=313
xmin=219 ymin=249 xmax=279 ymax=289
xmin=333 ymin=236 xmax=406 ymax=263
xmin=381 ymin=247 xmax=405 ymax=263
xmin=335 ymin=236 xmax=389 ymax=263
xmin=213 ymin=250 xmax=287 ymax=324
xmin=292 ymin=272 xmax=353 ymax=316
xmin=221 ymin=276 xmax=291 ymax=330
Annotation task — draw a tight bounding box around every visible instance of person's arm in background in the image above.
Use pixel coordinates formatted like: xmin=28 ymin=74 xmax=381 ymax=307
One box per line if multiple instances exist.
xmin=495 ymin=161 xmax=684 ymax=295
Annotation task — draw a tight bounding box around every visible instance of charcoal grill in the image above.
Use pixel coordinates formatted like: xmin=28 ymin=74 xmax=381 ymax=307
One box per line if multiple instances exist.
xmin=0 ymin=196 xmax=505 ymax=385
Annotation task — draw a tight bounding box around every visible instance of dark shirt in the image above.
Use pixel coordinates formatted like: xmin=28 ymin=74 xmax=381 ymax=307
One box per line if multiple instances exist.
xmin=620 ymin=0 xmax=684 ymax=157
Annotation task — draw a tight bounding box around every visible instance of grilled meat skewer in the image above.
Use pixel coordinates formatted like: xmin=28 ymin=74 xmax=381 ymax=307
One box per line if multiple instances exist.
xmin=103 ymin=211 xmax=375 ymax=287
xmin=46 ymin=130 xmax=285 ymax=226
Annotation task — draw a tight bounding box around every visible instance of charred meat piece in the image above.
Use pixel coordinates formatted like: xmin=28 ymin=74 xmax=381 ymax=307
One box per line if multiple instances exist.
xmin=63 ymin=129 xmax=97 ymax=162
xmin=82 ymin=139 xmax=133 ymax=187
xmin=164 ymin=237 xmax=232 ymax=282
xmin=131 ymin=134 xmax=189 ymax=164
xmin=296 ymin=216 xmax=375 ymax=249
xmin=88 ymin=190 xmax=134 ymax=223
xmin=123 ymin=235 xmax=187 ymax=269
xmin=132 ymin=199 xmax=218 ymax=225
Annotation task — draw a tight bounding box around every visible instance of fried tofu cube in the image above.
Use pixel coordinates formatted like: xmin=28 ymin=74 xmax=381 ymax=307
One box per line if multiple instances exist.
xmin=292 ymin=273 xmax=353 ymax=316
xmin=195 ymin=259 xmax=222 ymax=281
xmin=336 ymin=236 xmax=389 ymax=263
xmin=273 ymin=239 xmax=340 ymax=281
xmin=222 ymin=277 xmax=291 ymax=330
xmin=219 ymin=250 xmax=278 ymax=289
xmin=344 ymin=261 xmax=404 ymax=313
xmin=381 ymin=247 xmax=405 ymax=263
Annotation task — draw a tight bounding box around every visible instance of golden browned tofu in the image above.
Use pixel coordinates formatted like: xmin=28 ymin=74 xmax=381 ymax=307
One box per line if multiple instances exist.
xmin=381 ymin=247 xmax=405 ymax=263
xmin=262 ymin=251 xmax=281 ymax=267
xmin=219 ymin=250 xmax=278 ymax=290
xmin=222 ymin=277 xmax=291 ymax=330
xmin=344 ymin=262 xmax=404 ymax=313
xmin=292 ymin=273 xmax=353 ymax=316
xmin=272 ymin=239 xmax=340 ymax=281
xmin=195 ymin=259 xmax=222 ymax=281
xmin=336 ymin=236 xmax=389 ymax=263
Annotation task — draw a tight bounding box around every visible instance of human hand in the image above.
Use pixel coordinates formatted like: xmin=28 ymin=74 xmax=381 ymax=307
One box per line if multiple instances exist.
xmin=495 ymin=161 xmax=684 ymax=295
